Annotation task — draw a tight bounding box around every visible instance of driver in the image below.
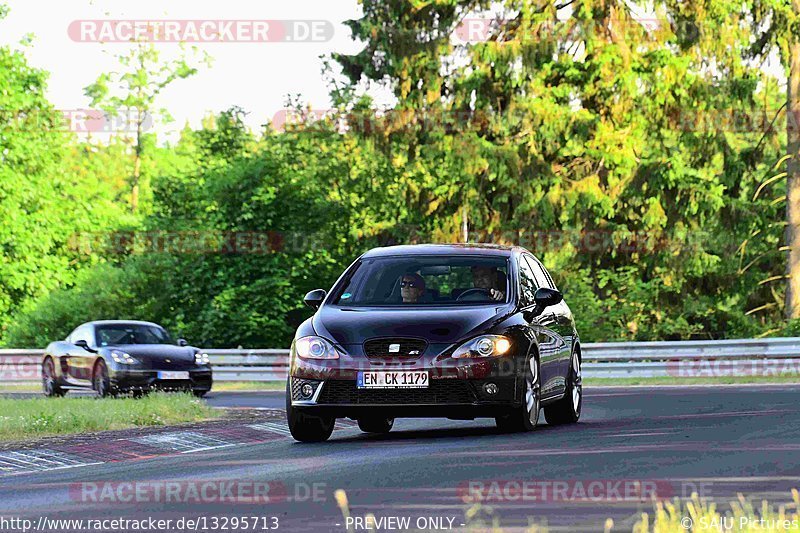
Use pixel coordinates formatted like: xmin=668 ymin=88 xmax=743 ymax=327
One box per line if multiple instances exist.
xmin=470 ymin=266 xmax=505 ymax=301
xmin=400 ymin=273 xmax=426 ymax=304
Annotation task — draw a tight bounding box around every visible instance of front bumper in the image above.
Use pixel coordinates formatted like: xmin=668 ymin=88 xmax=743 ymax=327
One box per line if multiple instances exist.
xmin=289 ymin=340 xmax=527 ymax=419
xmin=289 ymin=375 xmax=521 ymax=419
xmin=109 ymin=367 xmax=213 ymax=392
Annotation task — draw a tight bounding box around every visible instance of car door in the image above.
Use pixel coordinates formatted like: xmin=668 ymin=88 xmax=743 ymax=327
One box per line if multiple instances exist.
xmin=517 ymin=255 xmax=561 ymax=397
xmin=67 ymin=324 xmax=96 ymax=385
xmin=526 ymin=255 xmax=572 ymax=381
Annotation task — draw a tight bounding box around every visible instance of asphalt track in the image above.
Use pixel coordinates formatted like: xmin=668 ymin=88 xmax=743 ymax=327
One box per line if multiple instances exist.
xmin=1 ymin=385 xmax=799 ymax=532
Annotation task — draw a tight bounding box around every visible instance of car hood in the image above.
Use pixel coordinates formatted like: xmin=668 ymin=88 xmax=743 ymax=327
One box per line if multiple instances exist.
xmin=104 ymin=344 xmax=196 ymax=364
xmin=313 ymin=305 xmax=510 ymax=346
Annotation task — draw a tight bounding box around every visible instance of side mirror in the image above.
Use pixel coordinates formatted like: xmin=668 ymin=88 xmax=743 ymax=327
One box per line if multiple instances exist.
xmin=74 ymin=339 xmax=96 ymax=352
xmin=534 ymin=287 xmax=563 ymax=308
xmin=304 ymin=289 xmax=327 ymax=310
xmin=177 ymin=338 xmax=188 ymax=347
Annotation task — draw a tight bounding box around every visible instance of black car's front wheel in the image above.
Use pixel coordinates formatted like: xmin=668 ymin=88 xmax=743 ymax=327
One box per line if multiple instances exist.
xmin=42 ymin=358 xmax=65 ymax=398
xmin=93 ymin=360 xmax=114 ymax=398
xmin=286 ymin=381 xmax=335 ymax=442
xmin=358 ymin=417 xmax=394 ymax=433
xmin=496 ymin=355 xmax=540 ymax=432
xmin=544 ymin=349 xmax=582 ymax=425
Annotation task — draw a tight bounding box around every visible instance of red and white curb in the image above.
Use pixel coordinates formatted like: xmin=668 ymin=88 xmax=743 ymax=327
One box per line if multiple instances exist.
xmin=0 ymin=420 xmax=359 ymax=477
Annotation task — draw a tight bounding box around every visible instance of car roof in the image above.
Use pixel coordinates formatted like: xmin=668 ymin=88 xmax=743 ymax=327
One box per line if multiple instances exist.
xmin=84 ymin=320 xmax=164 ymax=328
xmin=361 ymin=243 xmax=526 ymax=258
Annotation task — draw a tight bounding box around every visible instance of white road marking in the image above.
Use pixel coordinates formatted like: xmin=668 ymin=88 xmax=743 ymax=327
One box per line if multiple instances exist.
xmin=0 ymin=450 xmax=102 ymax=476
xmin=132 ymin=431 xmax=235 ymax=453
xmin=247 ymin=422 xmax=292 ymax=436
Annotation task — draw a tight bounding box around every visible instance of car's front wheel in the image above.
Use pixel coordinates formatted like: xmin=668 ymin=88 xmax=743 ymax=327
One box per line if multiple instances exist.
xmin=286 ymin=381 xmax=335 ymax=442
xmin=544 ymin=349 xmax=582 ymax=425
xmin=358 ymin=417 xmax=394 ymax=433
xmin=42 ymin=358 xmax=65 ymax=398
xmin=93 ymin=360 xmax=114 ymax=398
xmin=496 ymin=355 xmax=540 ymax=432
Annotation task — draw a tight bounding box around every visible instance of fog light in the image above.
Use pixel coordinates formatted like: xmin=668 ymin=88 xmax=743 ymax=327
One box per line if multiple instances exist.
xmin=301 ymin=383 xmax=314 ymax=398
xmin=484 ymin=383 xmax=499 ymax=395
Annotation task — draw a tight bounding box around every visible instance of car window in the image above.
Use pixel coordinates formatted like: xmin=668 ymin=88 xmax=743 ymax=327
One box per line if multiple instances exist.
xmin=95 ymin=324 xmax=174 ymax=346
xmin=331 ymin=255 xmax=510 ymax=306
xmin=518 ymin=256 xmax=539 ymax=308
xmin=71 ymin=325 xmax=94 ymax=346
xmin=525 ymin=255 xmax=555 ymax=290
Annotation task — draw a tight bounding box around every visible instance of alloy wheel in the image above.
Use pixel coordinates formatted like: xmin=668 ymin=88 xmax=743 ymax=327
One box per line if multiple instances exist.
xmin=525 ymin=357 xmax=540 ymax=426
xmin=571 ymin=352 xmax=582 ymax=414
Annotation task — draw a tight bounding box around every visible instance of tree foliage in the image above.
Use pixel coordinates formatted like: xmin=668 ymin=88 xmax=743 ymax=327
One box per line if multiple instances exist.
xmin=4 ymin=1 xmax=800 ymax=347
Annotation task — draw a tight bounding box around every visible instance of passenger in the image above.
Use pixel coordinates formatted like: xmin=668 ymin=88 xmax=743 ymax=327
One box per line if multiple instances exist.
xmin=400 ymin=273 xmax=426 ymax=304
xmin=471 ymin=266 xmax=505 ymax=301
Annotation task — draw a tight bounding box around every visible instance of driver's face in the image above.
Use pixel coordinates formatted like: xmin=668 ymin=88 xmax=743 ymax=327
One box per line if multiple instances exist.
xmin=400 ymin=276 xmax=423 ymax=303
xmin=472 ymin=267 xmax=495 ymax=289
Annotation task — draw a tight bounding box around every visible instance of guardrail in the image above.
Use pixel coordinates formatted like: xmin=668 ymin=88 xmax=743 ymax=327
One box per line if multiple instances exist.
xmin=3 ymin=338 xmax=800 ymax=383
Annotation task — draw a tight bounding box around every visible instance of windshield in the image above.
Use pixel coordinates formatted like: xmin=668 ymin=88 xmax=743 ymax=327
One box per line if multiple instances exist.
xmin=95 ymin=324 xmax=174 ymax=346
xmin=332 ymin=255 xmax=510 ymax=307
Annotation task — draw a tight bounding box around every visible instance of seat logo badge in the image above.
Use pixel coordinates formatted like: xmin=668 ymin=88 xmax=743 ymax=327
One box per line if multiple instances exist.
xmin=389 ymin=344 xmax=400 ymax=353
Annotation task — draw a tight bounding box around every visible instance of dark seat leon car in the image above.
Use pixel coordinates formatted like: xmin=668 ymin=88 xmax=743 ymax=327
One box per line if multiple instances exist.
xmin=286 ymin=244 xmax=582 ymax=442
xmin=42 ymin=320 xmax=212 ymax=397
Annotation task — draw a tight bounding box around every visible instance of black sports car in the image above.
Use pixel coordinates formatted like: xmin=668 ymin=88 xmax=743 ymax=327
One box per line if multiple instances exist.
xmin=286 ymin=244 xmax=582 ymax=442
xmin=42 ymin=320 xmax=213 ymax=397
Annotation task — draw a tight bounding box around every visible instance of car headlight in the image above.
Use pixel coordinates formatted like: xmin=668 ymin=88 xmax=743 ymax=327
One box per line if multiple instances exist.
xmin=294 ymin=336 xmax=340 ymax=360
xmin=110 ymin=350 xmax=139 ymax=365
xmin=451 ymin=335 xmax=512 ymax=359
xmin=195 ymin=352 xmax=210 ymax=365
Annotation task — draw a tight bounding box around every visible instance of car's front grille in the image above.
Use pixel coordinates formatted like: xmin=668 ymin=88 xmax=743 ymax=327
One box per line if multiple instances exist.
xmin=317 ymin=379 xmax=475 ymax=405
xmin=148 ymin=361 xmax=196 ymax=371
xmin=363 ymin=337 xmax=427 ymax=360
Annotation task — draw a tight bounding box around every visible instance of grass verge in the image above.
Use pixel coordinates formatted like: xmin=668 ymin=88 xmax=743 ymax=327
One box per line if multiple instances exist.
xmin=0 ymin=392 xmax=219 ymax=442
xmin=585 ymin=374 xmax=800 ymax=387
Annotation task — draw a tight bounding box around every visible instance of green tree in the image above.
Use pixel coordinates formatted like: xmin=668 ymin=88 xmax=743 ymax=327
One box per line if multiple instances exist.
xmin=746 ymin=0 xmax=800 ymax=318
xmin=84 ymin=39 xmax=210 ymax=213
xmin=335 ymin=0 xmax=784 ymax=340
xmin=0 ymin=5 xmax=127 ymax=339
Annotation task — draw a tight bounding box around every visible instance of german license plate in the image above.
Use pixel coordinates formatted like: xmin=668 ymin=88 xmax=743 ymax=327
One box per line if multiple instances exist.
xmin=157 ymin=371 xmax=190 ymax=380
xmin=357 ymin=371 xmax=428 ymax=389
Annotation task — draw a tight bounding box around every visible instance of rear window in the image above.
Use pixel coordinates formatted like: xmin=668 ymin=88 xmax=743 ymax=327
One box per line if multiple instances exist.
xmin=331 ymin=255 xmax=509 ymax=307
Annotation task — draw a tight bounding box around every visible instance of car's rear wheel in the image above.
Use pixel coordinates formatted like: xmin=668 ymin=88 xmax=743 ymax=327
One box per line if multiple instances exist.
xmin=42 ymin=358 xmax=65 ymax=398
xmin=496 ymin=355 xmax=540 ymax=432
xmin=193 ymin=390 xmax=208 ymax=398
xmin=358 ymin=417 xmax=394 ymax=433
xmin=286 ymin=381 xmax=335 ymax=442
xmin=544 ymin=349 xmax=582 ymax=425
xmin=93 ymin=360 xmax=114 ymax=398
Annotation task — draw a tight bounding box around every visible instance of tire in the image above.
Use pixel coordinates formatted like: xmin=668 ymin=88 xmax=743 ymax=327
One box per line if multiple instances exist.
xmin=495 ymin=355 xmax=540 ymax=432
xmin=358 ymin=417 xmax=394 ymax=433
xmin=42 ymin=358 xmax=66 ymax=398
xmin=286 ymin=380 xmax=334 ymax=442
xmin=193 ymin=390 xmax=208 ymax=398
xmin=544 ymin=349 xmax=582 ymax=425
xmin=93 ymin=360 xmax=114 ymax=398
